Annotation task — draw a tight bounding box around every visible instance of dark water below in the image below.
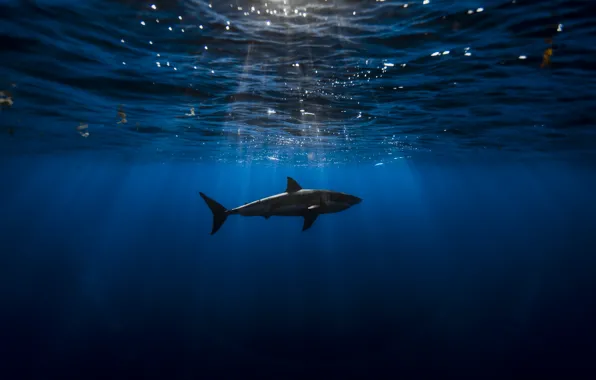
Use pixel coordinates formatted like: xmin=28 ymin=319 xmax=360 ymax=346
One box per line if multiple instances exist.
xmin=1 ymin=0 xmax=596 ymax=378
xmin=2 ymin=156 xmax=596 ymax=378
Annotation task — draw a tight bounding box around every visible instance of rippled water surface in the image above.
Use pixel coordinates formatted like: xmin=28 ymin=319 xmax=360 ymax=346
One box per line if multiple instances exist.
xmin=1 ymin=0 xmax=595 ymax=164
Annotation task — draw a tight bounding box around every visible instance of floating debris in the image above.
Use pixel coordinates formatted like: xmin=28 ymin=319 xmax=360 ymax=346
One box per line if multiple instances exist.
xmin=0 ymin=91 xmax=13 ymax=107
xmin=76 ymin=123 xmax=89 ymax=137
xmin=185 ymin=107 xmax=195 ymax=116
xmin=541 ymin=48 xmax=552 ymax=68
xmin=541 ymin=38 xmax=553 ymax=68
xmin=117 ymin=105 xmax=127 ymax=124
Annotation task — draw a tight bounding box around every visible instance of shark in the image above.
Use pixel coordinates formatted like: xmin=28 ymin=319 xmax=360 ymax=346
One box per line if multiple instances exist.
xmin=199 ymin=177 xmax=362 ymax=235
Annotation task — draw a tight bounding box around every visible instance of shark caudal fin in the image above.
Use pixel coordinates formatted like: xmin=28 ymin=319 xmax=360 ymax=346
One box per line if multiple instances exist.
xmin=199 ymin=192 xmax=229 ymax=235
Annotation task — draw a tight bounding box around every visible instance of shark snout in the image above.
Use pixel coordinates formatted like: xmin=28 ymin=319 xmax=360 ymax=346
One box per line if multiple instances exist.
xmin=350 ymin=195 xmax=362 ymax=205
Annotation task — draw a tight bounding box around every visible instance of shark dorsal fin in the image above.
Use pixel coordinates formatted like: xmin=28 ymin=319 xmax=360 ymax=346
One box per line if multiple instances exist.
xmin=285 ymin=177 xmax=302 ymax=193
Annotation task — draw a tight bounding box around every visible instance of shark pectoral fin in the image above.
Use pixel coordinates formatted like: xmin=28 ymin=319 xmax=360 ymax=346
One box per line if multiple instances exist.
xmin=302 ymin=213 xmax=319 ymax=231
xmin=308 ymin=205 xmax=320 ymax=210
xmin=285 ymin=177 xmax=303 ymax=193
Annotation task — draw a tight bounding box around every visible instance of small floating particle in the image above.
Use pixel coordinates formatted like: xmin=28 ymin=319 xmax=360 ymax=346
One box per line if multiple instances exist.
xmin=77 ymin=122 xmax=89 ymax=137
xmin=0 ymin=91 xmax=13 ymax=107
xmin=117 ymin=105 xmax=127 ymax=124
xmin=541 ymin=47 xmax=553 ymax=68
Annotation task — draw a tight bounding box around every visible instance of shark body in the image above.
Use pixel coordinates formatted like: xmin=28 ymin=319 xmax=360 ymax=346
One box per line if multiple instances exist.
xmin=199 ymin=177 xmax=362 ymax=234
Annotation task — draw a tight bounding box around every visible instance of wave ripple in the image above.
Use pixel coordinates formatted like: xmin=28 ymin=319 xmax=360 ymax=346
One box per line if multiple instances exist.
xmin=1 ymin=0 xmax=595 ymax=164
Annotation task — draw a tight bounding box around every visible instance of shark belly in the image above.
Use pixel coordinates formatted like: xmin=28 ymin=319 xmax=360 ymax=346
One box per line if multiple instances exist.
xmin=269 ymin=204 xmax=308 ymax=216
xmin=233 ymin=203 xmax=267 ymax=216
xmin=233 ymin=191 xmax=315 ymax=217
xmin=317 ymin=201 xmax=351 ymax=214
xmin=268 ymin=191 xmax=319 ymax=216
xmin=232 ymin=193 xmax=291 ymax=216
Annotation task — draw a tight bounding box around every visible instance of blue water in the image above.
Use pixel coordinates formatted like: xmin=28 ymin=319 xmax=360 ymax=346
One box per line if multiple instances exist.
xmin=2 ymin=0 xmax=596 ymax=377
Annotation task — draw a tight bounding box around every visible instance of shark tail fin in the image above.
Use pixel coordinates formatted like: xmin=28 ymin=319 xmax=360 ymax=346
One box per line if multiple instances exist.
xmin=199 ymin=192 xmax=229 ymax=235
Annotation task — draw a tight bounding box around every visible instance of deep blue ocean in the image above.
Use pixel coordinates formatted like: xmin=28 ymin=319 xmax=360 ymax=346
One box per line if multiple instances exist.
xmin=1 ymin=0 xmax=596 ymax=378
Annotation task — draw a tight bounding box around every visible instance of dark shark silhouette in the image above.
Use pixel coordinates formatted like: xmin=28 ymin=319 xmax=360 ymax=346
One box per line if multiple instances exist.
xmin=199 ymin=177 xmax=362 ymax=234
